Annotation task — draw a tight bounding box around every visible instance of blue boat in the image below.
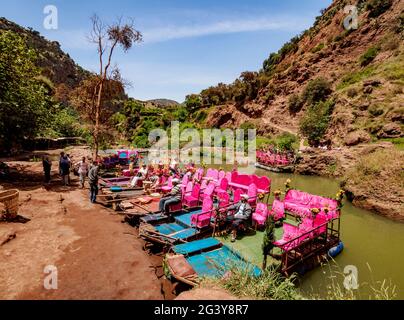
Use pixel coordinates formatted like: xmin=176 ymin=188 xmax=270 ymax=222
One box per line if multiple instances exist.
xmin=165 ymin=237 xmax=262 ymax=286
xmin=138 ymin=207 xmax=212 ymax=246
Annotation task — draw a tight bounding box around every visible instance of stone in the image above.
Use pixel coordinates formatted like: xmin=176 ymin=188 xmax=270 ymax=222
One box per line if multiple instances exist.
xmin=344 ymin=130 xmax=371 ymax=146
xmin=363 ymin=79 xmax=382 ymax=87
xmin=377 ymin=123 xmax=402 ymax=138
xmin=0 ymin=230 xmax=16 ymax=246
xmin=363 ymin=86 xmax=373 ymax=94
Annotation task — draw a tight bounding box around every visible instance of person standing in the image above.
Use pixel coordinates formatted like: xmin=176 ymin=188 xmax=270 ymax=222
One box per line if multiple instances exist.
xmin=42 ymin=156 xmax=52 ymax=184
xmin=60 ymin=155 xmax=70 ymax=186
xmin=59 ymin=152 xmax=65 ymax=177
xmin=77 ymin=157 xmax=89 ymax=189
xmin=88 ymin=161 xmax=99 ymax=203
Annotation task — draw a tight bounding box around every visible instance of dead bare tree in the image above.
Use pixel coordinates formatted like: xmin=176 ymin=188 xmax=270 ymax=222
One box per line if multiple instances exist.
xmin=89 ymin=14 xmax=142 ymax=159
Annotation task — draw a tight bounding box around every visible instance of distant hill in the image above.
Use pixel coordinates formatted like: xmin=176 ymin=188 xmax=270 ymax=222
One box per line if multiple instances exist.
xmin=144 ymin=99 xmax=180 ymax=108
xmin=0 ymin=17 xmax=90 ymax=88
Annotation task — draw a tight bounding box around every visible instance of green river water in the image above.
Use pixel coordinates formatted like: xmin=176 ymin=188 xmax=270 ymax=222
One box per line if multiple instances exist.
xmin=224 ymin=165 xmax=404 ymax=299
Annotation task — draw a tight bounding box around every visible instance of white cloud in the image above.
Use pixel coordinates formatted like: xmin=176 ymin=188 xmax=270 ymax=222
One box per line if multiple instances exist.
xmin=142 ymin=16 xmax=308 ymax=44
xmin=41 ymin=14 xmax=310 ymax=49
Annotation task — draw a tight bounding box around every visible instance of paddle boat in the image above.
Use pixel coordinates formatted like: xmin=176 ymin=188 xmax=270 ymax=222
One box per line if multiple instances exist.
xmin=165 ymin=237 xmax=261 ymax=287
xmin=138 ymin=197 xmax=216 ymax=248
xmin=267 ymin=189 xmax=343 ymax=275
xmin=255 ymin=150 xmax=296 ymax=173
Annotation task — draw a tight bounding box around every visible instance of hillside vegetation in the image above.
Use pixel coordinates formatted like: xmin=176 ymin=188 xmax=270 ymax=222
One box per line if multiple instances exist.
xmin=184 ymin=0 xmax=403 ymax=148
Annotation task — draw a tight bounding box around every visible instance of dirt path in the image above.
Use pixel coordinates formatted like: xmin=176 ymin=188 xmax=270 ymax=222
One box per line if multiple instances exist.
xmin=0 ymin=156 xmax=164 ymax=300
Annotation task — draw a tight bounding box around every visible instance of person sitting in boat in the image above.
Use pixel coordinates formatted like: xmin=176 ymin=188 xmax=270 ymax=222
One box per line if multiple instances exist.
xmin=227 ymin=194 xmax=252 ymax=242
xmin=158 ymin=178 xmax=182 ymax=215
xmin=147 ymin=165 xmax=162 ymax=191
xmin=169 ymin=158 xmax=179 ymax=175
xmin=130 ymin=164 xmax=148 ymax=187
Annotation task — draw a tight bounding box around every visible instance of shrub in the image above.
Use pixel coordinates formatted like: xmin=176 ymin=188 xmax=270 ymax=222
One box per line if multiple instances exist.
xmin=366 ymin=0 xmax=393 ymax=18
xmin=299 ymin=99 xmax=335 ymax=145
xmin=210 ymin=267 xmax=302 ymax=300
xmin=264 ymin=91 xmax=275 ymax=103
xmin=334 ymin=29 xmax=353 ymax=42
xmin=347 ymin=88 xmax=358 ymax=98
xmin=311 ymin=43 xmax=325 ymax=53
xmin=276 ymin=133 xmax=298 ymax=151
xmin=337 ymin=65 xmax=376 ymax=89
xmin=359 ymin=47 xmax=379 ymax=67
xmin=395 ymin=13 xmax=404 ymax=34
xmin=368 ymin=105 xmax=384 ymax=117
xmin=288 ymin=93 xmax=304 ymax=113
xmin=263 ymin=52 xmax=280 ymax=74
xmin=194 ymin=110 xmax=207 ymax=123
xmin=279 ymin=36 xmax=300 ymax=59
xmin=302 ymin=78 xmax=332 ymax=105
xmin=185 ymin=94 xmax=202 ymax=110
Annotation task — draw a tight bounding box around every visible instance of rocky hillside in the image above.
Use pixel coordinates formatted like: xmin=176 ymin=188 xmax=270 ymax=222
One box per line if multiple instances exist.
xmin=0 ymin=17 xmax=90 ymax=88
xmin=195 ymin=0 xmax=403 ymax=146
xmin=186 ymin=0 xmax=403 ymax=220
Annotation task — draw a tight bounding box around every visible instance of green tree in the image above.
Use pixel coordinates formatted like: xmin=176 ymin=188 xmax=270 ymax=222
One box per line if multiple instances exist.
xmin=185 ymin=94 xmax=202 ymax=110
xmin=301 ymin=77 xmax=332 ymax=105
xmin=0 ymin=31 xmax=52 ymax=152
xmin=262 ymin=215 xmax=275 ymax=270
xmin=299 ymin=100 xmax=335 ymax=146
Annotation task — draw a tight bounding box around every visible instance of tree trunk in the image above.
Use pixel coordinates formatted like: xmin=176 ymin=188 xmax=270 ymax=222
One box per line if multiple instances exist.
xmin=93 ymin=79 xmax=104 ymax=160
xmin=262 ymin=254 xmax=267 ymax=270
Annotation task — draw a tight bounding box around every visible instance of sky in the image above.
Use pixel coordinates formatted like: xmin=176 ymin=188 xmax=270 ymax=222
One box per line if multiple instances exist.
xmin=0 ymin=0 xmax=332 ymax=102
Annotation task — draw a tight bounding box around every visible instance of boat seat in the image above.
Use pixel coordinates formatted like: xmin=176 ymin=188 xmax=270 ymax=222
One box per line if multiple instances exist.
xmin=166 ymin=254 xmax=197 ymax=278
xmin=229 ymin=182 xmax=249 ymax=190
xmin=173 ymin=238 xmax=221 ymax=256
xmin=229 ymin=182 xmax=267 ymax=194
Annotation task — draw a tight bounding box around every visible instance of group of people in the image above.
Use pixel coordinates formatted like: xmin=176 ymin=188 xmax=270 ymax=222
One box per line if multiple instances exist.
xmin=41 ymin=152 xmax=100 ymax=204
xmin=129 ymin=159 xmax=185 ymax=189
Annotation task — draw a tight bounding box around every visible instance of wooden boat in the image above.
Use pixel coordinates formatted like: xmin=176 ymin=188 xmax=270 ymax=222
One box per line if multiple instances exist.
xmin=99 ymin=176 xmax=132 ymax=188
xmin=255 ymin=162 xmax=295 ymax=173
xmin=165 ymin=238 xmax=261 ymax=287
xmin=138 ymin=206 xmax=212 ymax=247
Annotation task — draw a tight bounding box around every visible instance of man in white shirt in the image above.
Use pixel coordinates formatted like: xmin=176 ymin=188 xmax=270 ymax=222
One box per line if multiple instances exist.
xmin=77 ymin=157 xmax=89 ymax=189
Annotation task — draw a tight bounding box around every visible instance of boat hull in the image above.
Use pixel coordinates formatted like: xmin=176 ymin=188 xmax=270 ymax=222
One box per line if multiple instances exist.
xmin=255 ymin=162 xmax=295 ymax=173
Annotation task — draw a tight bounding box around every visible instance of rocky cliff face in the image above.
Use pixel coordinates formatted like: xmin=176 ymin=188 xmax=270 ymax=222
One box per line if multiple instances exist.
xmin=203 ymin=0 xmax=403 ymax=146
xmin=0 ymin=17 xmax=90 ymax=88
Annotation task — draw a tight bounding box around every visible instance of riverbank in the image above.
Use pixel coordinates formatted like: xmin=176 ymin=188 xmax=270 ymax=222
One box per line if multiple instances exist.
xmin=295 ymin=142 xmax=403 ymax=222
xmin=0 ymin=151 xmax=164 ymax=299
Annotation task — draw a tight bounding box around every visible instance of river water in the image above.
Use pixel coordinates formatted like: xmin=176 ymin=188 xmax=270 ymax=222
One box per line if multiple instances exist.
xmin=227 ymin=165 xmax=404 ymax=299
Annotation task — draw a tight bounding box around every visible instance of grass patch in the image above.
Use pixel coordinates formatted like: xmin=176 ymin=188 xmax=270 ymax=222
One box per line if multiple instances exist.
xmin=343 ymin=148 xmax=404 ymax=199
xmin=337 ymin=65 xmax=376 ymax=90
xmin=359 ymin=46 xmax=379 ymax=67
xmin=257 ymin=133 xmax=299 ymax=151
xmin=379 ymin=137 xmax=404 ymax=151
xmin=203 ymin=267 xmax=302 ymax=300
xmin=311 ymin=43 xmax=325 ymax=53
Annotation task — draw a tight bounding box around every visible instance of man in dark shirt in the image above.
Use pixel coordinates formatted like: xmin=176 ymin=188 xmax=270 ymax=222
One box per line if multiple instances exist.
xmin=88 ymin=161 xmax=99 ymax=203
xmin=42 ymin=156 xmax=52 ymax=184
xmin=227 ymin=194 xmax=252 ymax=242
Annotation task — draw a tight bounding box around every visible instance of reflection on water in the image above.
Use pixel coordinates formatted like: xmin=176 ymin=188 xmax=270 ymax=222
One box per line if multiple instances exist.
xmin=217 ymin=164 xmax=404 ymax=299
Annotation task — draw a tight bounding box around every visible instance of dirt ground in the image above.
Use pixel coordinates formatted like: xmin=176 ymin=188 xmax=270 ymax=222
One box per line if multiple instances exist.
xmin=0 ymin=147 xmax=167 ymax=300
